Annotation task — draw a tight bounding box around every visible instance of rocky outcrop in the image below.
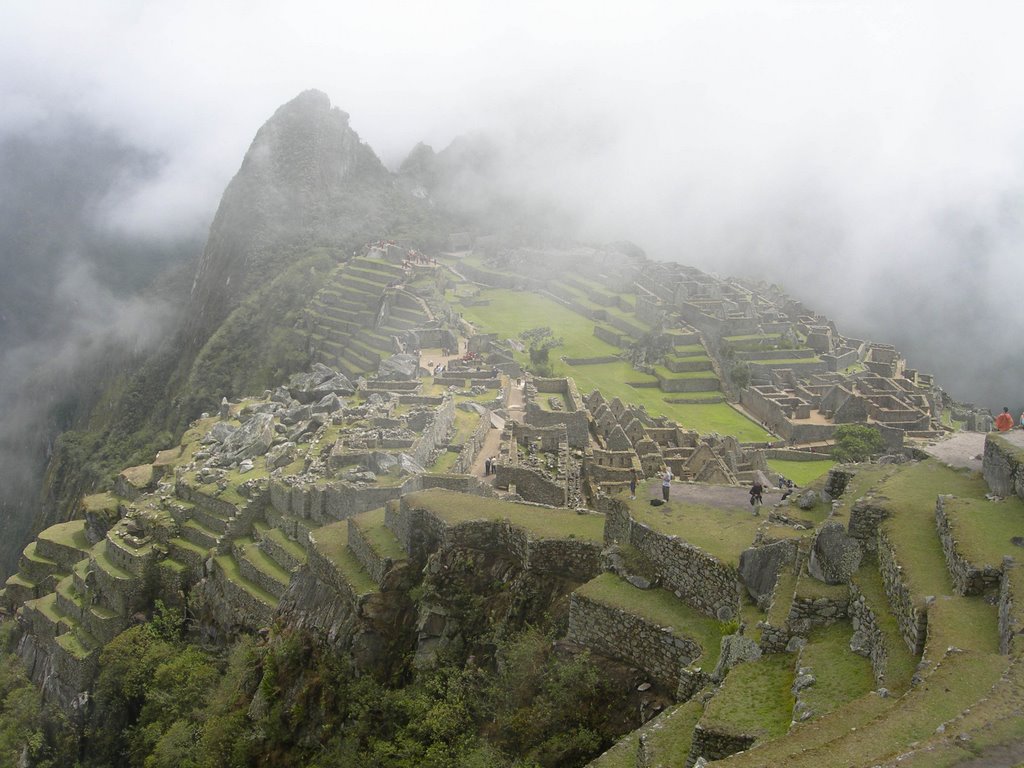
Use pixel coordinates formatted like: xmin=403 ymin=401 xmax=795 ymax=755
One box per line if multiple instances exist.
xmin=186 ymin=90 xmax=404 ymax=342
xmin=808 ymin=521 xmax=862 ymax=585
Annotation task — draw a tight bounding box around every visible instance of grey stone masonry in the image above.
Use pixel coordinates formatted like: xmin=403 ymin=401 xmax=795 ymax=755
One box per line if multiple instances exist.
xmin=878 ymin=528 xmax=929 ymax=653
xmin=603 ymin=501 xmax=740 ymax=620
xmin=983 ymin=432 xmax=1024 ymax=500
xmin=848 ymin=582 xmax=889 ymax=685
xmin=999 ymin=557 xmax=1023 ymax=656
xmin=388 ymin=495 xmax=602 ymax=582
xmin=847 ymin=494 xmax=892 ymax=552
xmin=346 ymin=517 xmax=394 ymax=587
xmin=935 ymin=496 xmax=1003 ymax=596
xmin=686 ymin=724 xmax=756 ymax=767
xmin=567 ymin=592 xmax=706 ymax=695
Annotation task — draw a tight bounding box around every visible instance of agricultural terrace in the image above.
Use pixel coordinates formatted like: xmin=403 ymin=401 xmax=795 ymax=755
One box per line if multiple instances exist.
xmin=451 ymin=287 xmax=770 ymax=441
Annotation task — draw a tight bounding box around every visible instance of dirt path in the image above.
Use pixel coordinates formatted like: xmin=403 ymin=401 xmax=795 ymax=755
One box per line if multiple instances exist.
xmin=507 ymin=378 xmax=526 ymax=424
xmin=920 ymin=431 xmax=987 ymax=473
xmin=469 ymin=428 xmax=502 ymax=484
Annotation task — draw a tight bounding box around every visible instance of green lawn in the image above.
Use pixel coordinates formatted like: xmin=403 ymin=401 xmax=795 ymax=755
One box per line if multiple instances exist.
xmin=940 ymin=496 xmax=1024 ymax=571
xmin=766 ymin=459 xmax=835 ymax=486
xmin=876 ymin=461 xmax=987 ymax=600
xmin=798 ymin=622 xmax=876 ymax=718
xmin=627 ymin=497 xmax=760 ymax=565
xmin=403 ymin=489 xmax=605 ymax=541
xmin=454 ymin=287 xmax=771 ymax=441
xmin=702 ymin=653 xmax=795 ymax=739
xmin=850 ymin=564 xmax=917 ymax=693
xmin=351 ymin=507 xmax=406 ymax=561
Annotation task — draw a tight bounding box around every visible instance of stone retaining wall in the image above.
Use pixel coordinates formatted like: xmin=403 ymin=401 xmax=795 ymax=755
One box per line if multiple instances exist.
xmin=787 ymin=592 xmax=849 ymax=634
xmin=687 ymin=725 xmax=756 ymax=766
xmin=603 ymin=501 xmax=739 ymax=620
xmin=936 ymin=496 xmax=1003 ymax=596
xmin=999 ymin=557 xmax=1022 ymax=657
xmin=347 ymin=518 xmax=392 ymax=586
xmin=848 ymin=582 xmax=888 ymax=685
xmin=878 ymin=528 xmax=928 ymax=653
xmin=848 ymin=496 xmax=891 ymax=551
xmin=567 ymin=592 xmax=705 ymax=693
xmin=452 ymin=412 xmax=490 ymax=475
xmin=496 ymin=464 xmax=566 ymax=506
xmin=388 ymin=497 xmax=602 ymax=581
xmin=594 ymin=325 xmax=624 ymax=346
xmin=982 ymin=433 xmax=1024 ymax=499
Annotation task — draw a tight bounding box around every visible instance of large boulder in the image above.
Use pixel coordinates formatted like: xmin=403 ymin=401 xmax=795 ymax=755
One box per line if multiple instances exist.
xmin=217 ymin=413 xmax=275 ymax=464
xmin=711 ymin=632 xmax=762 ymax=682
xmin=808 ymin=520 xmax=862 ymax=585
xmin=738 ymin=539 xmax=798 ymax=608
xmin=378 ymin=353 xmax=420 ymax=381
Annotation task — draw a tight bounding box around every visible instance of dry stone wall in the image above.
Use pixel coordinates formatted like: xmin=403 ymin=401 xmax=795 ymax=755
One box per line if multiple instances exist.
xmin=603 ymin=501 xmax=740 ymax=620
xmin=566 ymin=592 xmax=705 ymax=693
xmin=935 ymin=496 xmax=1003 ymax=596
xmin=877 ymin=528 xmax=928 ymax=653
xmin=848 ymin=582 xmax=888 ymax=685
xmin=496 ymin=464 xmax=566 ymax=506
xmin=999 ymin=557 xmax=1022 ymax=656
xmin=387 ymin=497 xmax=602 ymax=582
xmin=982 ymin=434 xmax=1024 ymax=499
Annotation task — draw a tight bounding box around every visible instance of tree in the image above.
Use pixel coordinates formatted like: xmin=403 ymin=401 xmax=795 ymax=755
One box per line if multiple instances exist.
xmin=519 ymin=328 xmax=563 ymax=372
xmin=831 ymin=424 xmax=886 ymax=462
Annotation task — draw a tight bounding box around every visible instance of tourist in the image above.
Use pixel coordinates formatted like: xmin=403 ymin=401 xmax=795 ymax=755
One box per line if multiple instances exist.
xmin=750 ymin=479 xmax=764 ymax=515
xmin=629 ymin=469 xmax=638 ymax=500
xmin=995 ymin=407 xmax=1014 ymax=432
xmin=484 ymin=457 xmax=491 ymax=475
xmin=661 ymin=467 xmax=672 ymax=503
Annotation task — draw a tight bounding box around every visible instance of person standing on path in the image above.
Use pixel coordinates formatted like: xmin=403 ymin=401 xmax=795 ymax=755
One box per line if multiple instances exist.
xmin=661 ymin=467 xmax=673 ymax=503
xmin=750 ymin=479 xmax=764 ymax=515
xmin=629 ymin=469 xmax=638 ymax=500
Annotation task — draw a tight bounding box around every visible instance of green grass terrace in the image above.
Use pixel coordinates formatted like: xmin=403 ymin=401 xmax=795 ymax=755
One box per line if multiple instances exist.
xmin=576 ymin=572 xmax=725 ymax=670
xmin=403 ymin=489 xmax=604 ymax=542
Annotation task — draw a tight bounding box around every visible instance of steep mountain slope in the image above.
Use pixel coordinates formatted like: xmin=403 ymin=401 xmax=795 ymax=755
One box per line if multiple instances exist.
xmin=186 ymin=89 xmax=403 ymax=344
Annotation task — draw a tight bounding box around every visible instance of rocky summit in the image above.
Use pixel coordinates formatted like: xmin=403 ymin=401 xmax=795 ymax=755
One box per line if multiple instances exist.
xmin=1 ymin=92 xmax=1022 ymax=768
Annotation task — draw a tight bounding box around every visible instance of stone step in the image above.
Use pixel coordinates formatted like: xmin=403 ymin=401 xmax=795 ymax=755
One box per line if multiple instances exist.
xmin=256 ymin=526 xmax=308 ymax=572
xmin=346 ymin=265 xmax=393 ymax=286
xmin=232 ymin=538 xmax=292 ymax=598
xmin=3 ymin=572 xmax=38 ymax=609
xmin=320 ymin=283 xmax=377 ymax=306
xmin=213 ymin=553 xmax=279 ymax=611
xmin=346 ymin=508 xmax=406 ymax=587
xmin=18 ymin=541 xmax=66 ymax=584
xmin=355 ymin=328 xmax=396 ymax=354
xmin=168 ymin=536 xmax=209 ymax=571
xmin=189 ymin=502 xmax=231 ymax=535
xmin=179 ymin=517 xmax=221 ymax=549
xmin=339 ymin=344 xmax=378 ymax=375
xmin=359 ymin=257 xmax=406 ymax=279
xmin=342 ymin=275 xmax=386 ymax=296
xmin=262 ymin=508 xmax=316 ymax=544
xmin=35 ymin=520 xmax=92 ymax=570
xmin=346 ymin=338 xmax=382 ymax=367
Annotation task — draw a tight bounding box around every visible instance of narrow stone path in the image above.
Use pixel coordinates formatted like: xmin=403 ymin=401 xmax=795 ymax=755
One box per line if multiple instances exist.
xmin=507 ymin=378 xmax=526 ymax=424
xmin=469 ymin=428 xmax=502 ymax=484
xmin=920 ymin=431 xmax=987 ymax=473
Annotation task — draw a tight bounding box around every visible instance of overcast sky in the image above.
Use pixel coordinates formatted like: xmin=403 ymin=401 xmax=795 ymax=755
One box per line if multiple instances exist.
xmin=3 ymin=1 xmax=1023 ymax=406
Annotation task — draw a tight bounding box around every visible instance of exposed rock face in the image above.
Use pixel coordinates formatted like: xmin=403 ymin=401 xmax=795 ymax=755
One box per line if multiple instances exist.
xmin=738 ymin=538 xmax=797 ymax=608
xmin=808 ymin=520 xmax=863 ymax=585
xmin=711 ymin=632 xmax=762 ymax=682
xmin=186 ymin=90 xmax=400 ymax=342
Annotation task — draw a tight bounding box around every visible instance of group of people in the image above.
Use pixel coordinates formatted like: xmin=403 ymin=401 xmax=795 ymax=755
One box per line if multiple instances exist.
xmin=626 ymin=467 xmax=794 ymax=517
xmin=483 ymin=456 xmax=497 ymax=476
xmin=994 ymin=407 xmax=1024 ymax=432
